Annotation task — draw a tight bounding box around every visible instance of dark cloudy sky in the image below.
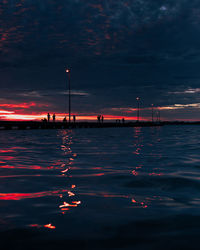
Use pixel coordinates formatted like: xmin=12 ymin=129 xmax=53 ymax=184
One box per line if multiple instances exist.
xmin=1 ymin=0 xmax=200 ymax=120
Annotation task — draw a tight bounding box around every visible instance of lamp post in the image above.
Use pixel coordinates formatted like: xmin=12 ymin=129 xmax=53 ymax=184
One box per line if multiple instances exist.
xmin=158 ymin=109 xmax=161 ymax=122
xmin=136 ymin=97 xmax=140 ymax=122
xmin=151 ymin=104 xmax=154 ymax=123
xmin=66 ymin=68 xmax=71 ymax=124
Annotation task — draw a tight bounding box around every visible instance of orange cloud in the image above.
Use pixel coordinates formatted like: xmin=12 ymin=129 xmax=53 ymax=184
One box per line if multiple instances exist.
xmin=0 ymin=110 xmax=14 ymax=114
xmin=0 ymin=102 xmax=48 ymax=109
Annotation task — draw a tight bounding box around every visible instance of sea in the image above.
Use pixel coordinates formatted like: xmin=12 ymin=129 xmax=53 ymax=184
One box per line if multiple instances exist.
xmin=0 ymin=126 xmax=200 ymax=249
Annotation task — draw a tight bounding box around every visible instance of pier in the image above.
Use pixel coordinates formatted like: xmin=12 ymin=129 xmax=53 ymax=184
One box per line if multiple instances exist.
xmin=0 ymin=120 xmax=199 ymax=130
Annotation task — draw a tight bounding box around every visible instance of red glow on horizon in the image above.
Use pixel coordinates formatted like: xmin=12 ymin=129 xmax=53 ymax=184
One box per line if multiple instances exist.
xmin=1 ymin=108 xmax=198 ymax=122
xmin=0 ymin=102 xmax=49 ymax=120
xmin=0 ymin=111 xmax=147 ymax=121
xmin=0 ymin=110 xmax=14 ymax=114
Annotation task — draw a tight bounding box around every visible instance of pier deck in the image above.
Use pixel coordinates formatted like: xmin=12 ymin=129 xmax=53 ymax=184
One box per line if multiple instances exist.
xmin=0 ymin=121 xmax=164 ymax=130
xmin=0 ymin=121 xmax=199 ymax=130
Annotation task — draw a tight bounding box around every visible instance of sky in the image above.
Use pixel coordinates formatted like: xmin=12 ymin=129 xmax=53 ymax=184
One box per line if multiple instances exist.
xmin=1 ymin=0 xmax=200 ymax=121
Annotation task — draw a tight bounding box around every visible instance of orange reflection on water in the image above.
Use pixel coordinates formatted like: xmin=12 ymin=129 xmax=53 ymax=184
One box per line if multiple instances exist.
xmin=101 ymin=193 xmax=128 ymax=198
xmin=134 ymin=127 xmax=141 ymax=138
xmin=0 ymin=189 xmax=68 ymax=200
xmin=130 ymin=196 xmax=164 ymax=209
xmin=58 ymin=130 xmax=80 ymax=215
xmin=0 ymin=164 xmax=55 ymax=171
xmin=68 ymin=191 xmax=75 ymax=197
xmin=30 ymin=223 xmax=56 ymax=229
xmin=133 ymin=127 xmax=144 ymax=156
xmin=61 ymin=168 xmax=70 ymax=173
xmin=72 ymin=201 xmax=81 ymax=205
xmin=71 ymin=173 xmax=105 ymax=178
xmin=133 ymin=147 xmax=142 ymax=155
xmin=132 ymin=170 xmax=138 ymax=176
xmin=61 ymin=208 xmax=70 ymax=211
xmin=0 ymin=165 xmax=15 ymax=169
xmin=0 ymin=149 xmax=14 ymax=153
xmin=131 ymin=198 xmax=148 ymax=208
xmin=149 ymin=173 xmax=163 ymax=176
xmin=44 ymin=224 xmax=56 ymax=229
xmin=0 ymin=156 xmax=14 ymax=161
xmin=30 ymin=224 xmax=41 ymax=228
xmin=59 ymin=201 xmax=81 ymax=209
xmin=79 ymin=191 xmax=128 ymax=199
xmin=140 ymin=202 xmax=148 ymax=208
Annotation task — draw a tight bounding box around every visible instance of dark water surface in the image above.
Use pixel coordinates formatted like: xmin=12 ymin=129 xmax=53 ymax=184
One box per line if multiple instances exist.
xmin=1 ymin=126 xmax=200 ymax=249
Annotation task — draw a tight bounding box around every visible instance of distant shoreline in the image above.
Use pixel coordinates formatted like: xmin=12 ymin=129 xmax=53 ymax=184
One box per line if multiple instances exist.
xmin=0 ymin=120 xmax=200 ymax=130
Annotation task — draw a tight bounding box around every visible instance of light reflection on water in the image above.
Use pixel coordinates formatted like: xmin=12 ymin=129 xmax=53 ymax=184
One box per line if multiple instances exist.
xmin=1 ymin=127 xmax=200 ymax=242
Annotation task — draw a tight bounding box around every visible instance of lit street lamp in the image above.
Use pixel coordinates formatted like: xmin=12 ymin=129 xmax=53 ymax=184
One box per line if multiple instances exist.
xmin=136 ymin=97 xmax=140 ymax=122
xmin=66 ymin=68 xmax=71 ymax=124
xmin=151 ymin=104 xmax=154 ymax=123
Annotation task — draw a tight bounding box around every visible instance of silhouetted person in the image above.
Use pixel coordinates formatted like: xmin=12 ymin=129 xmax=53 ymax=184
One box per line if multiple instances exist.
xmin=47 ymin=113 xmax=50 ymax=122
xmin=42 ymin=118 xmax=47 ymax=123
xmin=101 ymin=115 xmax=104 ymax=123
xmin=97 ymin=115 xmax=101 ymax=123
xmin=53 ymin=113 xmax=56 ymax=122
xmin=63 ymin=117 xmax=66 ymax=122
xmin=122 ymin=118 xmax=125 ymax=124
xmin=73 ymin=115 xmax=76 ymax=123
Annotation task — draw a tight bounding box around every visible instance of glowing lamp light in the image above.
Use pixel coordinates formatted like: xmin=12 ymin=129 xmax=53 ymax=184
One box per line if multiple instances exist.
xmin=66 ymin=69 xmax=70 ymax=73
xmin=136 ymin=97 xmax=140 ymax=101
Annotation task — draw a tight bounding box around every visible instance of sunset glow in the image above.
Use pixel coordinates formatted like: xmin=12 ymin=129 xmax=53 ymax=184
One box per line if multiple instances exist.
xmin=0 ymin=98 xmax=199 ymax=121
xmin=0 ymin=2 xmax=200 ymax=249
xmin=0 ymin=111 xmax=146 ymax=121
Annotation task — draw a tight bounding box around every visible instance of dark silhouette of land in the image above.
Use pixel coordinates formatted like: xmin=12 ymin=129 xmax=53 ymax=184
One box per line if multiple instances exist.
xmin=0 ymin=120 xmax=200 ymax=130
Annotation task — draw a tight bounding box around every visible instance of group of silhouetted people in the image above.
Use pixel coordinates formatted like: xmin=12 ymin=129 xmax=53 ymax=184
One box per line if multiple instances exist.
xmin=46 ymin=113 xmax=56 ymax=122
xmin=116 ymin=118 xmax=125 ymax=124
xmin=63 ymin=115 xmax=76 ymax=123
xmin=97 ymin=116 xmax=125 ymax=124
xmin=41 ymin=113 xmax=125 ymax=124
xmin=42 ymin=113 xmax=77 ymax=123
xmin=41 ymin=113 xmax=56 ymax=123
xmin=97 ymin=115 xmax=104 ymax=123
xmin=42 ymin=113 xmax=56 ymax=122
